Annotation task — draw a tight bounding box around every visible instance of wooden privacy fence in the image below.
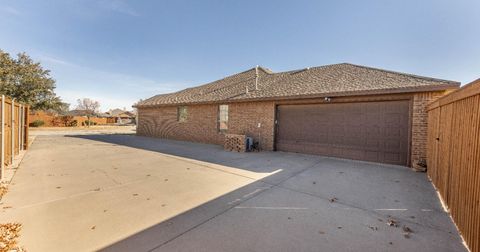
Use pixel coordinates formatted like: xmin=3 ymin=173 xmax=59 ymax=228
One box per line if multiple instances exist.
xmin=0 ymin=95 xmax=29 ymax=181
xmin=427 ymin=78 xmax=480 ymax=252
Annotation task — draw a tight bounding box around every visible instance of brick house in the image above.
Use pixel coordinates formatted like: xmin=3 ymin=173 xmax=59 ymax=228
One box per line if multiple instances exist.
xmin=105 ymin=109 xmax=136 ymax=124
xmin=135 ymin=63 xmax=459 ymax=167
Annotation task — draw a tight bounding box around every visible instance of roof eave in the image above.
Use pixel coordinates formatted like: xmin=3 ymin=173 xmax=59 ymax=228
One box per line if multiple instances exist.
xmin=135 ymin=83 xmax=460 ymax=108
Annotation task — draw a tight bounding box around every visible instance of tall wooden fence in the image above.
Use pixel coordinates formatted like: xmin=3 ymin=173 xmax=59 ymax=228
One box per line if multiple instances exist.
xmin=0 ymin=95 xmax=29 ymax=181
xmin=427 ymin=78 xmax=480 ymax=252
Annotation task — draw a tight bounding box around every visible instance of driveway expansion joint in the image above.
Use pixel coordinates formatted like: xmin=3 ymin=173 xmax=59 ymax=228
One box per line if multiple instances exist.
xmin=149 ymin=184 xmax=274 ymax=251
xmin=272 ymin=183 xmax=457 ymax=236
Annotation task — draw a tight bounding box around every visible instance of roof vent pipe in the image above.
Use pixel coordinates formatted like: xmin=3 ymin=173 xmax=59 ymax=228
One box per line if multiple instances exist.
xmin=255 ymin=65 xmax=259 ymax=90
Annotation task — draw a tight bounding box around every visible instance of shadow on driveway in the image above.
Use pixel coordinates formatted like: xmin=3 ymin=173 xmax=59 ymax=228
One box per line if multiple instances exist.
xmin=65 ymin=134 xmax=466 ymax=252
xmin=70 ymin=134 xmax=324 ymax=185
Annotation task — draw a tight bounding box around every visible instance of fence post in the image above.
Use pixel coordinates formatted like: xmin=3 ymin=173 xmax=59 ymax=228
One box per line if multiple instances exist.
xmin=18 ymin=105 xmax=22 ymax=151
xmin=11 ymin=99 xmax=14 ymax=164
xmin=18 ymin=104 xmax=24 ymax=150
xmin=24 ymin=106 xmax=29 ymax=150
xmin=1 ymin=95 xmax=4 ymax=181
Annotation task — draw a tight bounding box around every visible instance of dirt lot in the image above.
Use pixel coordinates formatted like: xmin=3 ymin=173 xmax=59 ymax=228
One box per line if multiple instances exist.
xmin=0 ymin=131 xmax=467 ymax=252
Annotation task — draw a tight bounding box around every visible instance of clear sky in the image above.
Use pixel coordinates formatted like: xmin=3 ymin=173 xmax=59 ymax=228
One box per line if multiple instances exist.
xmin=1 ymin=0 xmax=479 ymax=111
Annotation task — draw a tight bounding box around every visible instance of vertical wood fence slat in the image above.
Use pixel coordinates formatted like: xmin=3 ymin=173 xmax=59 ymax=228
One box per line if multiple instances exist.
xmin=427 ymin=78 xmax=480 ymax=252
xmin=24 ymin=106 xmax=29 ymax=150
xmin=5 ymin=99 xmax=12 ymax=167
xmin=14 ymin=103 xmax=20 ymax=155
xmin=0 ymin=96 xmax=29 ymax=181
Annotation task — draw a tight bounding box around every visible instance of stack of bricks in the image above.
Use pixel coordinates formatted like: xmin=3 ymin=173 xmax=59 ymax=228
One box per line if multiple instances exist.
xmin=224 ymin=134 xmax=246 ymax=152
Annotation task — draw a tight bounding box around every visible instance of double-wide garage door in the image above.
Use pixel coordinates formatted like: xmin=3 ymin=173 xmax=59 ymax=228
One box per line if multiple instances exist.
xmin=276 ymin=101 xmax=410 ymax=165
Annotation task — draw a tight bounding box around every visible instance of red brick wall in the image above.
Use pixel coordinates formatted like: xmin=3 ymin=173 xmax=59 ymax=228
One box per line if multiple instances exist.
xmin=228 ymin=101 xmax=275 ymax=150
xmin=137 ymin=102 xmax=275 ymax=150
xmin=137 ymin=104 xmax=224 ymax=145
xmin=411 ymin=91 xmax=448 ymax=165
xmin=138 ymin=91 xmax=452 ymax=167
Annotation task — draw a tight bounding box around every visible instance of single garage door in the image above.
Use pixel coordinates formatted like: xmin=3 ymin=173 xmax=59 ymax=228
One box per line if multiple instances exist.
xmin=276 ymin=100 xmax=410 ymax=165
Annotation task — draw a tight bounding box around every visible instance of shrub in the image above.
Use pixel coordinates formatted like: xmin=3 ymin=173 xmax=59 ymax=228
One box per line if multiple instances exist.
xmin=69 ymin=120 xmax=78 ymax=127
xmin=60 ymin=116 xmax=75 ymax=127
xmin=30 ymin=120 xmax=45 ymax=127
xmin=82 ymin=120 xmax=97 ymax=126
xmin=50 ymin=117 xmax=63 ymax=127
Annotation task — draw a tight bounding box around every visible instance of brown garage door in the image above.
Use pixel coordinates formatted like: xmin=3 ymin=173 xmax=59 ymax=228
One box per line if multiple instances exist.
xmin=276 ymin=100 xmax=410 ymax=165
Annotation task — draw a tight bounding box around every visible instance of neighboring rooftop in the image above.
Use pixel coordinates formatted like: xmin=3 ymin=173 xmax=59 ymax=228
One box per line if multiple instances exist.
xmin=136 ymin=63 xmax=460 ymax=107
xmin=106 ymin=108 xmax=136 ymax=117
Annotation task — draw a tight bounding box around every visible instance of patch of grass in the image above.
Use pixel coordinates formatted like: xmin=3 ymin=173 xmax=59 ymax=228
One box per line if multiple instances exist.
xmin=0 ymin=223 xmax=25 ymax=251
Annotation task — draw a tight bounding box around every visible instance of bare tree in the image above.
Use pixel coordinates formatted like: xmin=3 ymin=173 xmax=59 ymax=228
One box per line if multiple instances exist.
xmin=76 ymin=98 xmax=100 ymax=127
xmin=132 ymin=99 xmax=143 ymax=114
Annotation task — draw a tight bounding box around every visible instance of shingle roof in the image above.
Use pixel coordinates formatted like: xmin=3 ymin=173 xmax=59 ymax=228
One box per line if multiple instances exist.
xmin=136 ymin=63 xmax=460 ymax=107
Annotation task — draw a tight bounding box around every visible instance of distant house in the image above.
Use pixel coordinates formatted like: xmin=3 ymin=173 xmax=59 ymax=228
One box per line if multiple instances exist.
xmin=135 ymin=63 xmax=460 ymax=167
xmin=106 ymin=109 xmax=136 ymax=124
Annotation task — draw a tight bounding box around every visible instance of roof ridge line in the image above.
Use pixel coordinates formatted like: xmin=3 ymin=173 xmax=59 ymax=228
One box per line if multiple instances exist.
xmin=272 ymin=63 xmax=346 ymax=75
xmin=176 ymin=66 xmax=261 ymax=94
xmin=343 ymin=63 xmax=460 ymax=84
xmin=257 ymin=66 xmax=274 ymax=74
xmin=189 ymin=77 xmax=255 ymax=99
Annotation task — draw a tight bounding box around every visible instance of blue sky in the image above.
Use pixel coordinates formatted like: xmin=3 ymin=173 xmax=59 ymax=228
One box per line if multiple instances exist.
xmin=0 ymin=0 xmax=479 ymax=111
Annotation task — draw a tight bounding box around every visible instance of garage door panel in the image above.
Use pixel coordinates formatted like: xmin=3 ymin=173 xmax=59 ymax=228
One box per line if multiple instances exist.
xmin=345 ymin=136 xmax=366 ymax=147
xmin=385 ymin=139 xmax=401 ymax=150
xmin=386 ymin=113 xmax=402 ymax=124
xmin=386 ymin=127 xmax=401 ymax=137
xmin=345 ymin=126 xmax=363 ymax=136
xmin=365 ymin=151 xmax=380 ymax=161
xmin=366 ymin=126 xmax=381 ymax=136
xmin=343 ymin=149 xmax=364 ymax=160
xmin=384 ymin=152 xmax=401 ymax=163
xmin=330 ymin=127 xmax=345 ymax=137
xmin=330 ymin=147 xmax=343 ymax=156
xmin=276 ymin=141 xmax=300 ymax=152
xmin=349 ymin=113 xmax=362 ymax=122
xmin=366 ymin=113 xmax=381 ymax=124
xmin=314 ymin=133 xmax=328 ymax=143
xmin=366 ymin=139 xmax=380 ymax=148
xmin=276 ymin=100 xmax=409 ymax=165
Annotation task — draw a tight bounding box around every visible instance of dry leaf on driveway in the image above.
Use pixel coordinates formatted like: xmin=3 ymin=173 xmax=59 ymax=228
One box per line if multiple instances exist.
xmin=0 ymin=223 xmax=26 ymax=252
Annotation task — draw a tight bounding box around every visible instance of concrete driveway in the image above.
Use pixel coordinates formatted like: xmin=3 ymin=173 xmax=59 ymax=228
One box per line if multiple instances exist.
xmin=0 ymin=132 xmax=466 ymax=252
